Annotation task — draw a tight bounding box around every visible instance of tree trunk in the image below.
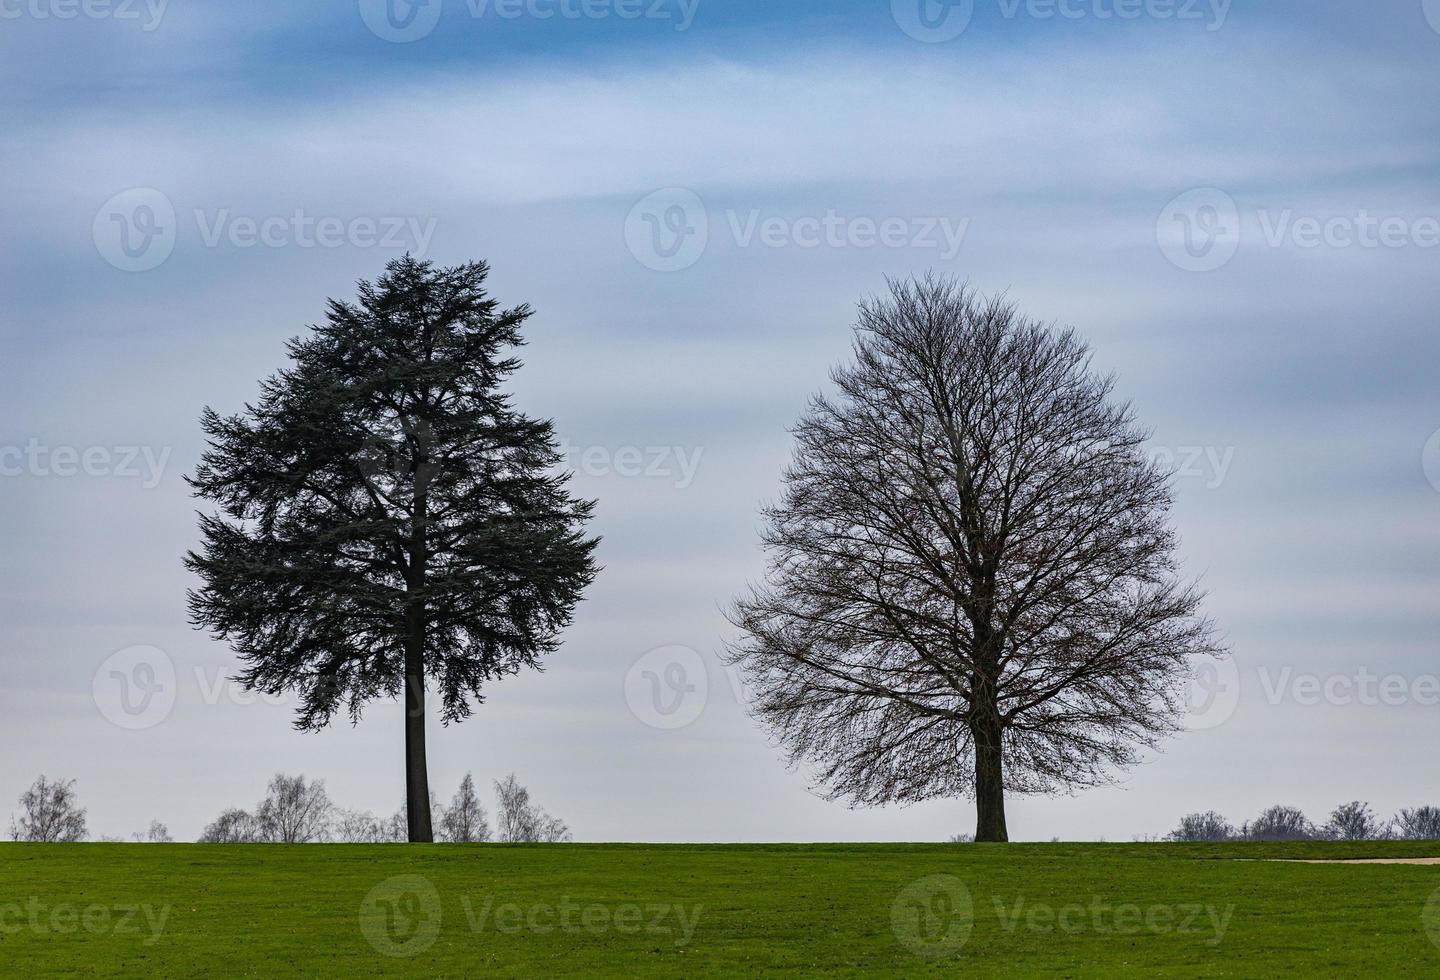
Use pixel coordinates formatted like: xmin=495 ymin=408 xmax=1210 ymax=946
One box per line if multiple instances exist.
xmin=971 ymin=707 xmax=1009 ymax=843
xmin=404 ymin=615 xmax=433 ymax=843
xmin=405 ymin=431 xmax=434 ymax=843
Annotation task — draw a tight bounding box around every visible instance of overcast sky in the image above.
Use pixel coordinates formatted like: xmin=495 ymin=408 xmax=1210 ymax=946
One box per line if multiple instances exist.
xmin=2 ymin=0 xmax=1439 ymax=842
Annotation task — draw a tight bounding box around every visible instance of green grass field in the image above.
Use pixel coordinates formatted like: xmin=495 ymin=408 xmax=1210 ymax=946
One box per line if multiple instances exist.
xmin=4 ymin=841 xmax=1440 ymax=976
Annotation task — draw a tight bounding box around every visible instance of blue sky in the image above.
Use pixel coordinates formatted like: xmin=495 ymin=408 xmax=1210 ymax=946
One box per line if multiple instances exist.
xmin=2 ymin=0 xmax=1440 ymax=842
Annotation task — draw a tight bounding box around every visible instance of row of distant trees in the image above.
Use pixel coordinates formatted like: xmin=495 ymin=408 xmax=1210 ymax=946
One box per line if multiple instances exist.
xmin=1169 ymin=802 xmax=1440 ymax=842
xmin=8 ymin=772 xmax=569 ymax=844
xmin=197 ymin=772 xmax=569 ymax=844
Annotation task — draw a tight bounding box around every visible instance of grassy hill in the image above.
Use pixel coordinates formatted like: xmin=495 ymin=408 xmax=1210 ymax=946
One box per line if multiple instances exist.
xmin=3 ymin=841 xmax=1439 ymax=975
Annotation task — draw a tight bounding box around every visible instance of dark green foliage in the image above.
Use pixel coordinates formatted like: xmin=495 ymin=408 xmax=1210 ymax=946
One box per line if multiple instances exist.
xmin=186 ymin=256 xmax=598 ymax=731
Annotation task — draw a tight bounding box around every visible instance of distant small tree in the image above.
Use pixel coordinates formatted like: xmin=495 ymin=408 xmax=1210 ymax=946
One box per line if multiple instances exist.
xmin=1324 ymin=801 xmax=1389 ymax=841
xmin=494 ymin=773 xmax=571 ymax=843
xmin=1394 ymin=806 xmax=1440 ymax=841
xmin=134 ymin=820 xmax=172 ymax=843
xmin=256 ymin=774 xmax=333 ymax=843
xmin=1245 ymin=805 xmax=1315 ymax=841
xmin=441 ymin=773 xmax=492 ymax=843
xmin=198 ymin=808 xmax=262 ymax=844
xmin=1167 ymin=811 xmax=1235 ymax=842
xmin=199 ymin=774 xmax=334 ymax=843
xmin=10 ymin=776 xmax=87 ymax=842
xmin=333 ymin=809 xmax=392 ymax=843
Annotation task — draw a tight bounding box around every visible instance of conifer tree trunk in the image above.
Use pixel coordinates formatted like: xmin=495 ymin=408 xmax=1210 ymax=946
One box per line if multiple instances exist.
xmin=405 ymin=470 xmax=433 ymax=843
xmin=404 ymin=614 xmax=433 ymax=843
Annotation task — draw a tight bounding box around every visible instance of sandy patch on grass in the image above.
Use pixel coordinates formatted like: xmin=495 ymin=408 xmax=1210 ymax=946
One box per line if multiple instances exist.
xmin=1263 ymin=857 xmax=1440 ymax=865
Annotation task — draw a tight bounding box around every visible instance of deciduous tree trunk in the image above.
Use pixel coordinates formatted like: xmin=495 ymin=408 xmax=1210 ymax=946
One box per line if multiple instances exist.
xmin=971 ymin=707 xmax=1009 ymax=843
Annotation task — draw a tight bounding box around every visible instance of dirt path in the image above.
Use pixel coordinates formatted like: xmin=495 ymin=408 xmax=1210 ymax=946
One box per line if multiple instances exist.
xmin=1263 ymin=857 xmax=1440 ymax=865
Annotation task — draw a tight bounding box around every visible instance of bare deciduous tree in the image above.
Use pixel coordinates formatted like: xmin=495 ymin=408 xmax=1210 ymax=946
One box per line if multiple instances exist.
xmin=494 ymin=773 xmax=571 ymax=843
xmin=9 ymin=776 xmax=87 ymax=842
xmin=726 ymin=277 xmax=1223 ymax=841
xmin=1167 ymin=811 xmax=1235 ymax=842
xmin=441 ymin=773 xmax=492 ymax=843
xmin=1245 ymin=805 xmax=1315 ymax=841
xmin=198 ymin=808 xmax=263 ymax=844
xmin=1324 ymin=801 xmax=1390 ymax=841
xmin=1394 ymin=806 xmax=1440 ymax=840
xmin=256 ymin=774 xmax=333 ymax=843
xmin=333 ymin=808 xmax=392 ymax=843
xmin=134 ymin=820 xmax=172 ymax=843
xmin=199 ymin=774 xmax=333 ymax=843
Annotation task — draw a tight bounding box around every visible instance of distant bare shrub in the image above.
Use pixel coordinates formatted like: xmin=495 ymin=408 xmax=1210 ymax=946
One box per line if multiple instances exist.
xmin=495 ymin=774 xmax=571 ymax=843
xmin=198 ymin=808 xmax=263 ymax=843
xmin=199 ymin=774 xmax=333 ymax=843
xmin=332 ymin=809 xmax=393 ymax=843
xmin=441 ymin=774 xmax=492 ymax=843
xmin=134 ymin=820 xmax=172 ymax=843
xmin=256 ymin=774 xmax=333 ymax=843
xmin=10 ymin=776 xmax=87 ymax=843
xmin=1244 ymin=805 xmax=1315 ymax=841
xmin=1167 ymin=811 xmax=1235 ymax=842
xmin=1394 ymin=807 xmax=1440 ymax=840
xmin=1323 ymin=801 xmax=1390 ymax=841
